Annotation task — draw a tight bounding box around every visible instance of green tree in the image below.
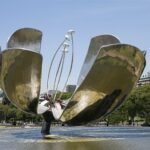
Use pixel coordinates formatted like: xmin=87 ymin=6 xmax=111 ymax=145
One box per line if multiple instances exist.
xmin=105 ymin=84 xmax=150 ymax=126
xmin=135 ymin=85 xmax=150 ymax=125
xmin=106 ymin=104 xmax=128 ymax=125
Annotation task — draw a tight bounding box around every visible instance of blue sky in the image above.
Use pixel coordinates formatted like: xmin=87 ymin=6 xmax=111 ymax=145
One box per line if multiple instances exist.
xmin=0 ymin=0 xmax=150 ymax=92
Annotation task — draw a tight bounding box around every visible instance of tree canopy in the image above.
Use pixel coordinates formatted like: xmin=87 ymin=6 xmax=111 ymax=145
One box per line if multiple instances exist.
xmin=0 ymin=87 xmax=150 ymax=126
xmin=106 ymin=84 xmax=150 ymax=126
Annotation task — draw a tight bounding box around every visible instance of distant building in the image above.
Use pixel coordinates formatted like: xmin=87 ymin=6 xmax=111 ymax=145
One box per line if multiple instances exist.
xmin=66 ymin=85 xmax=76 ymax=93
xmin=40 ymin=90 xmax=60 ymax=97
xmin=137 ymin=72 xmax=150 ymax=87
xmin=48 ymin=90 xmax=60 ymax=95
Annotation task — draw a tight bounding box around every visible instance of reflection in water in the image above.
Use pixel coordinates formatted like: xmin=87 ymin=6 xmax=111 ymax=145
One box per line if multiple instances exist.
xmin=0 ymin=127 xmax=150 ymax=150
xmin=24 ymin=142 xmax=115 ymax=150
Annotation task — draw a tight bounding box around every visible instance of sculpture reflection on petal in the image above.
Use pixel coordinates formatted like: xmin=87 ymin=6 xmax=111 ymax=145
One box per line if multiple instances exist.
xmin=0 ymin=28 xmax=43 ymax=113
xmin=1 ymin=49 xmax=42 ymax=113
xmin=61 ymin=43 xmax=146 ymax=125
xmin=7 ymin=28 xmax=42 ymax=53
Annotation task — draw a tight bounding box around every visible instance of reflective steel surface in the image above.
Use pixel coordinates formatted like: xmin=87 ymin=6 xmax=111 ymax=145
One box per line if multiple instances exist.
xmin=77 ymin=35 xmax=120 ymax=86
xmin=1 ymin=48 xmax=42 ymax=113
xmin=0 ymin=30 xmax=146 ymax=125
xmin=7 ymin=28 xmax=42 ymax=53
xmin=61 ymin=44 xmax=145 ymax=124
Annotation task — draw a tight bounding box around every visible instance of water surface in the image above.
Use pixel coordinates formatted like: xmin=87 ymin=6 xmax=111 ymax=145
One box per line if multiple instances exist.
xmin=0 ymin=126 xmax=149 ymax=150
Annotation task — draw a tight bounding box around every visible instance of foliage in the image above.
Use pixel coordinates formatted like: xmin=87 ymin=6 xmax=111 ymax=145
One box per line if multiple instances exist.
xmin=0 ymin=103 xmax=42 ymax=123
xmin=106 ymin=84 xmax=150 ymax=126
xmin=0 ymin=87 xmax=150 ymax=126
xmin=60 ymin=92 xmax=72 ymax=100
xmin=0 ymin=92 xmax=72 ymax=124
xmin=107 ymin=105 xmax=128 ymax=125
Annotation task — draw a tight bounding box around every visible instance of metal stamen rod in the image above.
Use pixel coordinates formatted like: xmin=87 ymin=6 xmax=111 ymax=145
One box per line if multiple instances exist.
xmin=52 ymin=52 xmax=66 ymax=102
xmin=59 ymin=30 xmax=75 ymax=99
xmin=47 ymin=30 xmax=75 ymax=103
xmin=52 ymin=53 xmax=64 ymax=96
xmin=52 ymin=42 xmax=69 ymax=102
xmin=68 ymin=29 xmax=75 ymax=34
xmin=47 ymin=38 xmax=67 ymax=98
xmin=63 ymin=42 xmax=69 ymax=53
xmin=65 ymin=34 xmax=70 ymax=41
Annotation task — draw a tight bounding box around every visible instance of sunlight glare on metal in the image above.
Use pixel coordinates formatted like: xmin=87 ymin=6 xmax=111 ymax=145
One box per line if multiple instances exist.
xmin=65 ymin=34 xmax=70 ymax=41
xmin=63 ymin=42 xmax=70 ymax=53
xmin=68 ymin=29 xmax=75 ymax=34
